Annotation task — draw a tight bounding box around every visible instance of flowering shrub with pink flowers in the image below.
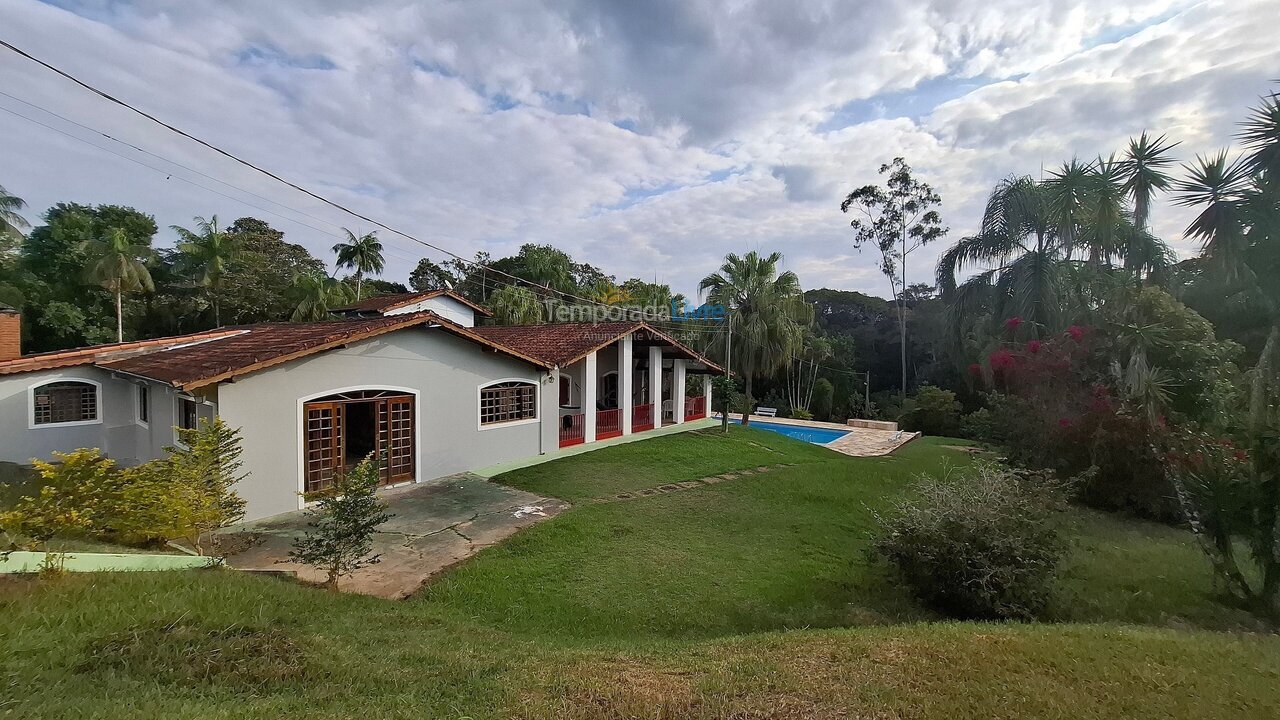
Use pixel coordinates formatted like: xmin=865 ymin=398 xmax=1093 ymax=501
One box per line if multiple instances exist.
xmin=966 ymin=288 xmax=1245 ymax=520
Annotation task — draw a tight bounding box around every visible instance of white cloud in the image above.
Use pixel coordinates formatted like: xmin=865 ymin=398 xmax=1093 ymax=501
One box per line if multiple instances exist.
xmin=0 ymin=0 xmax=1276 ymax=300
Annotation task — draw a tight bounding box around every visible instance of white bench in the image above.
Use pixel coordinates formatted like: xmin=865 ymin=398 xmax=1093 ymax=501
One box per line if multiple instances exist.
xmin=755 ymin=406 xmax=778 ymax=418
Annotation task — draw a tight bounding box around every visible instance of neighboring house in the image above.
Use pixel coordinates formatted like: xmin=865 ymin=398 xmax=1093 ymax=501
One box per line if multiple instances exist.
xmin=0 ymin=292 xmax=720 ymax=521
xmin=332 ymin=288 xmax=491 ymax=326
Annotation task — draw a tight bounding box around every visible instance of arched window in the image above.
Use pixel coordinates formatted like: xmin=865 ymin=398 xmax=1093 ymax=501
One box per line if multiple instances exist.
xmin=599 ymin=371 xmax=619 ymax=409
xmin=479 ymin=380 xmax=538 ymax=426
xmin=31 ymin=380 xmax=100 ymax=426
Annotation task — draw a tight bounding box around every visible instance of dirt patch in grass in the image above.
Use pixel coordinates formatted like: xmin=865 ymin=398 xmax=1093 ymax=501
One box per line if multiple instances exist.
xmin=79 ymin=619 xmax=316 ymax=691
xmin=518 ymin=656 xmax=840 ymax=720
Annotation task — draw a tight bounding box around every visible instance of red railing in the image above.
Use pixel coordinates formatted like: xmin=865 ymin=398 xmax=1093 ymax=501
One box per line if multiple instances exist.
xmin=597 ymin=408 xmax=622 ymax=440
xmin=684 ymin=396 xmax=706 ymax=420
xmin=632 ymin=403 xmax=654 ymax=431
xmin=559 ymin=413 xmax=585 ymax=448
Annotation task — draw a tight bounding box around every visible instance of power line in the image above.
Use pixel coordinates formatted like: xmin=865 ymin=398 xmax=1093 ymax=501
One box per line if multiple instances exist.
xmin=0 ymin=88 xmax=354 ymax=236
xmin=0 ymin=104 xmax=352 ymax=243
xmin=2 ymin=97 xmax=849 ymax=374
xmin=0 ymin=39 xmax=869 ymax=380
xmin=0 ymin=37 xmax=684 ymax=315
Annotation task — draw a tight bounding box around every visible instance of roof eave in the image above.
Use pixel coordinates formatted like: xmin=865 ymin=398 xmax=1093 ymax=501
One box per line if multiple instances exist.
xmin=173 ymin=312 xmax=550 ymax=390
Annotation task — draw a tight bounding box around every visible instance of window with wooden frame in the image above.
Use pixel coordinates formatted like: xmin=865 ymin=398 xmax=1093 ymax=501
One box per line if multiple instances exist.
xmin=31 ymin=381 xmax=99 ymax=426
xmin=479 ymin=381 xmax=537 ymax=425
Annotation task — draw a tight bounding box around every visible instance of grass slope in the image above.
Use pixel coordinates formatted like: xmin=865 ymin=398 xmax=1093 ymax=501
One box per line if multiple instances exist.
xmin=2 ymin=427 xmax=1276 ymax=718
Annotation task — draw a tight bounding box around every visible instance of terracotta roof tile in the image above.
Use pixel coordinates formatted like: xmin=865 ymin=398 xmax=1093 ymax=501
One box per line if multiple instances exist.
xmin=98 ymin=312 xmax=550 ymax=389
xmin=471 ymin=322 xmax=723 ymax=372
xmin=0 ymin=327 xmax=249 ymax=377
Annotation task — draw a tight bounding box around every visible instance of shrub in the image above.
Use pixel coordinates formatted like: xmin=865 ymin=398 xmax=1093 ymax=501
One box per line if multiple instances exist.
xmin=900 ymin=385 xmax=961 ymax=436
xmin=871 ymin=464 xmax=1068 ymax=620
xmin=959 ymin=407 xmax=996 ymax=442
xmin=167 ymin=419 xmax=248 ymax=552
xmin=1 ymin=421 xmax=248 ymax=554
xmin=790 ymin=407 xmax=813 ymax=420
xmin=758 ymin=390 xmax=791 ymax=417
xmin=0 ymin=449 xmax=122 ymax=551
xmin=289 ymin=455 xmax=392 ymax=590
xmin=811 ymin=378 xmax=834 ymax=421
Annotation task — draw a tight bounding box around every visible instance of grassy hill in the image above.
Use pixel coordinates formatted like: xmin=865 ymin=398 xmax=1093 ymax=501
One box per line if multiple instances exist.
xmin=2 ymin=428 xmax=1276 ymax=718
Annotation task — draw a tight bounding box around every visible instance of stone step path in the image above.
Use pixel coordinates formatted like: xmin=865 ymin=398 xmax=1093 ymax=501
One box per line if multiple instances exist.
xmin=595 ymin=463 xmax=798 ymax=504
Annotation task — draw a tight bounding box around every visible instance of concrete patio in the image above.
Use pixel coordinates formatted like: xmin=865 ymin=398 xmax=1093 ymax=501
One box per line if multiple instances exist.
xmin=219 ymin=474 xmax=569 ymax=599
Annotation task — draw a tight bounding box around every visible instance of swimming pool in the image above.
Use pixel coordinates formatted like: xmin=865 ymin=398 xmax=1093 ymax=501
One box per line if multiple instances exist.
xmin=731 ymin=419 xmax=850 ymax=445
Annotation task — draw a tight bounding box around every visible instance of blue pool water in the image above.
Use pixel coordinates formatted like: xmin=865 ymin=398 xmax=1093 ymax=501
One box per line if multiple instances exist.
xmin=731 ymin=419 xmax=849 ymax=444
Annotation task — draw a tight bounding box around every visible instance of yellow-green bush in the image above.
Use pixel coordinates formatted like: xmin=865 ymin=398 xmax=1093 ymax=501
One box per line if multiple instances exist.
xmin=1 ymin=420 xmax=247 ymax=555
xmin=0 ymin=449 xmax=122 ymax=549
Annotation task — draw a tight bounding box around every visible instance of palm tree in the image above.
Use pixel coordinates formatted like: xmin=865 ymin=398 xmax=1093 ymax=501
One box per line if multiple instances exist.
xmin=0 ymin=183 xmax=29 ymax=241
xmin=940 ymin=165 xmax=1176 ymax=348
xmin=288 ymin=271 xmax=353 ymax=322
xmin=172 ymin=215 xmax=243 ymax=326
xmin=82 ymin=227 xmax=154 ymax=342
xmin=1043 ymin=158 xmax=1095 ymax=259
xmin=1121 ymin=132 xmax=1180 ymax=230
xmin=700 ymin=251 xmax=811 ymax=425
xmin=1167 ymin=88 xmax=1280 ymax=613
xmin=332 ymin=229 xmax=384 ymax=301
xmin=1239 ymin=89 xmax=1280 ymax=176
xmin=1174 ymin=151 xmax=1252 ymax=282
xmin=1081 ymin=154 xmax=1130 ymax=267
xmin=937 ymin=176 xmax=1063 ymax=336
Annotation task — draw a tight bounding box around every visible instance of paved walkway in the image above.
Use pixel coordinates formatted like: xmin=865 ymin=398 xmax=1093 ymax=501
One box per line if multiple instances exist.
xmin=595 ymin=462 xmax=797 ymax=503
xmin=219 ymin=474 xmax=569 ymax=599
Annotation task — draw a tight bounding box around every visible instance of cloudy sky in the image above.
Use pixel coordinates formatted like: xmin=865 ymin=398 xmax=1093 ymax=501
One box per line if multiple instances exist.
xmin=1 ymin=0 xmax=1276 ymax=300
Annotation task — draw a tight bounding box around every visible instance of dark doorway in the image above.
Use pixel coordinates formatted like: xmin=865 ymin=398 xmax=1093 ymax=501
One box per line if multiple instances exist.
xmin=343 ymin=401 xmax=378 ymax=467
xmin=303 ymin=390 xmax=416 ymax=494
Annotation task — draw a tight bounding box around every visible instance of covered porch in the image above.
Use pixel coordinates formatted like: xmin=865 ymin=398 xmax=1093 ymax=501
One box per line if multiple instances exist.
xmin=552 ymin=329 xmax=715 ymax=449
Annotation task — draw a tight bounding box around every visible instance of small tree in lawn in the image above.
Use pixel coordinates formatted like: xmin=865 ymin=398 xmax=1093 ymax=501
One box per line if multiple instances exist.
xmin=712 ymin=374 xmax=741 ymax=433
xmin=289 ymin=455 xmax=392 ymax=591
xmin=841 ymin=158 xmax=947 ymax=399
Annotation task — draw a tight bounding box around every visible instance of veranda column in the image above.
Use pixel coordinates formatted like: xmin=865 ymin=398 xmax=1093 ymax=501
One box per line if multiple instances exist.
xmin=672 ymin=359 xmax=687 ymax=424
xmin=649 ymin=345 xmax=663 ymax=429
xmin=703 ymin=374 xmax=713 ymax=418
xmin=583 ymin=350 xmax=597 ymax=443
xmin=619 ymin=333 xmax=633 ymax=435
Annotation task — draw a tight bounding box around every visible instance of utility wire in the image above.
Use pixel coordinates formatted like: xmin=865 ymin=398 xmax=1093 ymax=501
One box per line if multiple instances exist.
xmin=0 ymin=39 xmax=871 ymax=381
xmin=0 ymin=37 xmax=688 ymax=316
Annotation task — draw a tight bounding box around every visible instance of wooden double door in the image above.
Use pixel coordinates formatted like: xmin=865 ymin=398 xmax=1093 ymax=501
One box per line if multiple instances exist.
xmin=303 ymin=390 xmax=415 ymax=494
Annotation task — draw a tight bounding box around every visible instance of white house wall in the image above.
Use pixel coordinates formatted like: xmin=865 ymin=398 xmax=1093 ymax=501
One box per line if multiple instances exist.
xmin=382 ymin=297 xmax=476 ymax=327
xmin=216 ymin=327 xmax=551 ymax=521
xmin=0 ymin=367 xmax=181 ymax=466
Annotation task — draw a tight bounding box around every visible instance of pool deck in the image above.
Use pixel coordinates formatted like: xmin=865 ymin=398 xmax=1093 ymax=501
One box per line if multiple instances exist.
xmin=723 ymin=413 xmax=920 ymax=457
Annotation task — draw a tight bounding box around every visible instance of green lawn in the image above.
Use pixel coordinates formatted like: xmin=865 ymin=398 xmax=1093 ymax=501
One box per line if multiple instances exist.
xmin=2 ymin=427 xmax=1277 ymax=718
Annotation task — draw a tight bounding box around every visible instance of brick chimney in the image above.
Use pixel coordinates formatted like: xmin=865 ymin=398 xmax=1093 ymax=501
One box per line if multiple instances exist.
xmin=0 ymin=307 xmax=20 ymax=362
